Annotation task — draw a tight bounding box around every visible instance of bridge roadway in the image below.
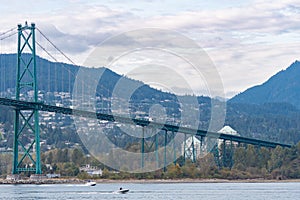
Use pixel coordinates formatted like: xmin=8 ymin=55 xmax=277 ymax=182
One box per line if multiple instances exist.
xmin=0 ymin=97 xmax=292 ymax=148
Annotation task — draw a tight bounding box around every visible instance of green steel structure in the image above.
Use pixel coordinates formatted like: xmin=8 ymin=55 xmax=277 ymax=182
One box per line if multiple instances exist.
xmin=139 ymin=128 xmax=178 ymax=171
xmin=0 ymin=23 xmax=292 ymax=174
xmin=0 ymin=97 xmax=292 ymax=172
xmin=12 ymin=22 xmax=41 ymax=174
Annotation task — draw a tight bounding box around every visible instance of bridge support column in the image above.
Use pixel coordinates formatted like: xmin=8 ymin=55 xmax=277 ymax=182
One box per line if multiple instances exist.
xmin=211 ymin=143 xmax=220 ymax=168
xmin=141 ymin=126 xmax=145 ymax=169
xmin=183 ymin=133 xmax=187 ymax=163
xmin=191 ymin=136 xmax=196 ymax=163
xmin=199 ymin=136 xmax=203 ymax=157
xmin=222 ymin=140 xmax=226 ymax=167
xmin=163 ymin=130 xmax=167 ymax=172
xmin=229 ymin=139 xmax=233 ymax=169
xmin=12 ymin=22 xmax=41 ymax=174
xmin=172 ymin=130 xmax=176 ymax=165
xmin=155 ymin=132 xmax=159 ymax=169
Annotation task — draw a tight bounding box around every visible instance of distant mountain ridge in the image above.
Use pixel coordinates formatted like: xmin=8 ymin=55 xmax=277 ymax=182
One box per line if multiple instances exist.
xmin=1 ymin=54 xmax=300 ymax=145
xmin=230 ymin=61 xmax=300 ymax=108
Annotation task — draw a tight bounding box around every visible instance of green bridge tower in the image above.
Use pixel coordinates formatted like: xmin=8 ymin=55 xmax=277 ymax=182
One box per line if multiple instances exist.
xmin=12 ymin=22 xmax=41 ymax=174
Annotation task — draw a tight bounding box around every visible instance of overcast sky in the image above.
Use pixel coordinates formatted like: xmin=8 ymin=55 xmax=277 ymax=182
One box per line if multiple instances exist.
xmin=1 ymin=0 xmax=300 ymax=98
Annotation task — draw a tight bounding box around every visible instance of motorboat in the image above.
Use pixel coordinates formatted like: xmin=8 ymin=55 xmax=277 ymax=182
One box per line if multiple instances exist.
xmin=85 ymin=180 xmax=96 ymax=186
xmin=118 ymin=188 xmax=129 ymax=194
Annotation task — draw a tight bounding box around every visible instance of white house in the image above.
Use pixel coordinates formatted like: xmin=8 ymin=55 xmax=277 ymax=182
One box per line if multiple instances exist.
xmin=80 ymin=164 xmax=103 ymax=176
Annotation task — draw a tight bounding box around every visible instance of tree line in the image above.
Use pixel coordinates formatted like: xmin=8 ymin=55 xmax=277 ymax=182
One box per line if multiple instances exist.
xmin=1 ymin=142 xmax=299 ymax=180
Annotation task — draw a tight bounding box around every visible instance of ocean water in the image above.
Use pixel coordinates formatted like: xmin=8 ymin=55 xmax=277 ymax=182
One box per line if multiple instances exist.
xmin=0 ymin=182 xmax=299 ymax=200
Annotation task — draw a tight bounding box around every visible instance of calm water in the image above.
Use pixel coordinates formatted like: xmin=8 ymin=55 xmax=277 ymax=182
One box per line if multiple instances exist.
xmin=0 ymin=182 xmax=299 ymax=200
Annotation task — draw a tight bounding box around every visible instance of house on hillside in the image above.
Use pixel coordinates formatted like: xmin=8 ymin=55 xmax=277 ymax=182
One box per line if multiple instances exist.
xmin=80 ymin=164 xmax=103 ymax=176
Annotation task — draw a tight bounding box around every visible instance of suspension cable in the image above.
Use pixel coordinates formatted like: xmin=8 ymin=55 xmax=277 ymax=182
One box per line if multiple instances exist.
xmin=35 ymin=40 xmax=59 ymax=62
xmin=34 ymin=26 xmax=112 ymax=102
xmin=0 ymin=27 xmax=16 ymax=37
xmin=35 ymin=27 xmax=112 ymax=97
xmin=0 ymin=31 xmax=18 ymax=41
xmin=22 ymin=29 xmax=58 ymax=63
xmin=0 ymin=24 xmax=112 ymax=112
xmin=36 ymin=27 xmax=76 ymax=65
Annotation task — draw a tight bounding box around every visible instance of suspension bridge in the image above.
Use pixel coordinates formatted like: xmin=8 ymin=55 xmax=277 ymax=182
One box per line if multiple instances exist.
xmin=0 ymin=22 xmax=291 ymax=175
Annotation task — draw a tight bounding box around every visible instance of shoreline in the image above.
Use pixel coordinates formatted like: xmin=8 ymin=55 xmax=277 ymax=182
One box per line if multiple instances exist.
xmin=1 ymin=178 xmax=300 ymax=184
xmin=93 ymin=178 xmax=300 ymax=183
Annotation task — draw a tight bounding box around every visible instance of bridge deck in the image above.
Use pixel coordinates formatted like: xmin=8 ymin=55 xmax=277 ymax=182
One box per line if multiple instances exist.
xmin=0 ymin=97 xmax=291 ymax=148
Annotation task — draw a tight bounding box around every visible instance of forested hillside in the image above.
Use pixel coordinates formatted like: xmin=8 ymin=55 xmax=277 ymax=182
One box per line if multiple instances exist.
xmin=0 ymin=54 xmax=299 ymax=150
xmin=230 ymin=61 xmax=300 ymax=108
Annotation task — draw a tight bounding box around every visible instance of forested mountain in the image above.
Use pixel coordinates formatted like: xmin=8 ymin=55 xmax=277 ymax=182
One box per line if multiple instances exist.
xmin=226 ymin=102 xmax=300 ymax=144
xmin=227 ymin=61 xmax=300 ymax=144
xmin=230 ymin=61 xmax=300 ymax=108
xmin=0 ymin=54 xmax=300 ymax=148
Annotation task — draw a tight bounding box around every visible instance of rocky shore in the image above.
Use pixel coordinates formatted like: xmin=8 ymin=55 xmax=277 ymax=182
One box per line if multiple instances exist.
xmin=1 ymin=177 xmax=299 ymax=184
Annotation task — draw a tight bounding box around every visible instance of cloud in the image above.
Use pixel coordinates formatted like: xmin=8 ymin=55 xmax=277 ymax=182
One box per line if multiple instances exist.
xmin=137 ymin=0 xmax=300 ymax=97
xmin=1 ymin=0 xmax=300 ymax=97
xmin=143 ymin=1 xmax=300 ymax=34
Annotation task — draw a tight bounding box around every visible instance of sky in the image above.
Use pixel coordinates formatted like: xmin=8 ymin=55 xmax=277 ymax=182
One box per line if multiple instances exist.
xmin=1 ymin=0 xmax=300 ymax=98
